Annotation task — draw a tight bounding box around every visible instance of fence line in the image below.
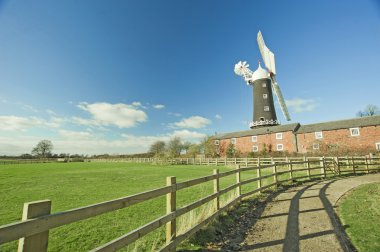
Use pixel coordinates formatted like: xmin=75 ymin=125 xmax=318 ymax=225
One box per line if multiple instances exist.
xmin=0 ymin=156 xmax=379 ymax=251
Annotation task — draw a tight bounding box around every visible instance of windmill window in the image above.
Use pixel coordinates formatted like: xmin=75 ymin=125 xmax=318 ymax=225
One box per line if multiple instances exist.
xmin=264 ymin=106 xmax=270 ymax=111
xmin=313 ymin=143 xmax=320 ymax=150
xmin=263 ymin=94 xmax=268 ymax=99
xmin=376 ymin=142 xmax=380 ymax=150
xmin=315 ymin=131 xmax=323 ymax=139
xmin=350 ymin=128 xmax=360 ymax=137
xmin=262 ymin=83 xmax=267 ymax=88
xmin=276 ymin=144 xmax=284 ymax=151
xmin=231 ymin=138 xmax=237 ymax=145
xmin=214 ymin=140 xmax=219 ymax=146
xmin=252 ymin=136 xmax=257 ymax=142
xmin=260 ymin=117 xmax=265 ymax=121
xmin=276 ymin=133 xmax=283 ymax=140
xmin=252 ymin=145 xmax=259 ymax=152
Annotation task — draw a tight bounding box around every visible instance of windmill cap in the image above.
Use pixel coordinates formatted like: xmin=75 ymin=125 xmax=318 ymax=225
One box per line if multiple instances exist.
xmin=251 ymin=63 xmax=269 ymax=82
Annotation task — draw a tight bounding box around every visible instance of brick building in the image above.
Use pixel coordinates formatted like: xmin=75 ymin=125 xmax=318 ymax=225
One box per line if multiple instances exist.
xmin=214 ymin=115 xmax=380 ymax=156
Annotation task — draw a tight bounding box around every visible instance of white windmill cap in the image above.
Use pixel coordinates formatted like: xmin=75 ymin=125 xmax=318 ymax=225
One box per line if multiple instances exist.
xmin=251 ymin=62 xmax=269 ymax=82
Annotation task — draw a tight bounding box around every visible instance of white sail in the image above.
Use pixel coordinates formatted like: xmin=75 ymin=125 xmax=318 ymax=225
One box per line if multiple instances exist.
xmin=271 ymin=78 xmax=291 ymax=121
xmin=257 ymin=31 xmax=276 ymax=75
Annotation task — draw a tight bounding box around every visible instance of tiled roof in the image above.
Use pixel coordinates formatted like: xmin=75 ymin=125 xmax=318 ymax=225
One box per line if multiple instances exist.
xmin=297 ymin=115 xmax=380 ymax=133
xmin=214 ymin=123 xmax=300 ymax=140
xmin=213 ymin=115 xmax=380 ymax=139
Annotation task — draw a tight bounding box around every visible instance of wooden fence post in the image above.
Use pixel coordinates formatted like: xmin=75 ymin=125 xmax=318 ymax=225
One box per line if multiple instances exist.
xmin=245 ymin=157 xmax=248 ymax=167
xmin=289 ymin=160 xmax=294 ymax=181
xmin=257 ymin=165 xmax=262 ymax=193
xmin=18 ymin=200 xmax=51 ymax=252
xmin=320 ymin=157 xmax=326 ymax=178
xmin=224 ymin=158 xmax=227 ymax=166
xmin=272 ymin=161 xmax=278 ymax=188
xmin=306 ymin=158 xmax=311 ymax=179
xmin=365 ymin=156 xmax=369 ymax=174
xmin=334 ymin=157 xmax=340 ymax=175
xmin=166 ymin=176 xmax=176 ymax=247
xmin=216 ymin=158 xmax=218 ymax=166
xmin=236 ymin=165 xmax=241 ymax=197
xmin=352 ymin=157 xmax=356 ymax=174
xmin=213 ymin=169 xmax=220 ymax=211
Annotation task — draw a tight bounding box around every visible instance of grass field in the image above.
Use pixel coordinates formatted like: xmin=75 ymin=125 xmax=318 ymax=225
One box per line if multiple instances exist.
xmin=338 ymin=183 xmax=380 ymax=252
xmin=0 ymin=161 xmax=315 ymax=251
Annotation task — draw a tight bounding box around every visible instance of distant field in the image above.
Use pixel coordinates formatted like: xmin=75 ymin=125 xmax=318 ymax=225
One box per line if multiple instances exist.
xmin=0 ymin=161 xmax=312 ymax=251
xmin=338 ymin=183 xmax=380 ymax=252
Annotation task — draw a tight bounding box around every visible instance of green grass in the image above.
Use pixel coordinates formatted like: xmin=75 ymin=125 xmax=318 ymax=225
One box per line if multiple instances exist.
xmin=0 ymin=162 xmax=313 ymax=251
xmin=338 ymin=183 xmax=380 ymax=252
xmin=0 ymin=162 xmax=237 ymax=251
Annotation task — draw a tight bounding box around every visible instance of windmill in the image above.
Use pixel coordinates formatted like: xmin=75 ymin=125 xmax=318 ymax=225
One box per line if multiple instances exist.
xmin=234 ymin=31 xmax=291 ymax=129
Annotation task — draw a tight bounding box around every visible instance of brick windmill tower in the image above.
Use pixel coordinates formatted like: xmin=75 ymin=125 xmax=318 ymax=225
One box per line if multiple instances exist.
xmin=234 ymin=31 xmax=291 ymax=128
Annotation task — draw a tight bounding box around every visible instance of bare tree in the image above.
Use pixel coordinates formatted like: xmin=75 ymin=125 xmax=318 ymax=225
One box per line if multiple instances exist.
xmin=32 ymin=140 xmax=53 ymax=158
xmin=149 ymin=141 xmax=166 ymax=156
xmin=357 ymin=104 xmax=380 ymax=117
xmin=166 ymin=137 xmax=182 ymax=157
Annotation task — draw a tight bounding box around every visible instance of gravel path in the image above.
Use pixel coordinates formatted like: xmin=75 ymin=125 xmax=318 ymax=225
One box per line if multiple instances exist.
xmin=239 ymin=174 xmax=380 ymax=252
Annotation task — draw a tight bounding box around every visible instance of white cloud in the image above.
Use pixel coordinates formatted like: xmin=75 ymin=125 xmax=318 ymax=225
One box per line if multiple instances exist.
xmin=153 ymin=104 xmax=165 ymax=109
xmin=171 ymin=116 xmax=211 ymax=129
xmin=20 ymin=104 xmax=39 ymax=113
xmin=76 ymin=102 xmax=147 ymax=128
xmin=168 ymin=112 xmax=182 ymax=117
xmin=59 ymin=130 xmax=92 ymax=139
xmin=46 ymin=109 xmax=56 ymax=116
xmin=171 ymin=130 xmax=206 ymax=140
xmin=132 ymin=101 xmax=142 ymax=107
xmin=0 ymin=116 xmax=43 ymax=131
xmin=215 ymin=114 xmax=222 ymax=120
xmin=285 ymin=98 xmax=318 ymax=113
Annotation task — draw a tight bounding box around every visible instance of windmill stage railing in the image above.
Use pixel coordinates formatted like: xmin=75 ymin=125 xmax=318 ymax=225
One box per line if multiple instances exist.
xmin=0 ymin=156 xmax=379 ymax=251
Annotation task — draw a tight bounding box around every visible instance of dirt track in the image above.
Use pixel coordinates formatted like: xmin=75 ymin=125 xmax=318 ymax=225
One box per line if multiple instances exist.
xmin=206 ymin=173 xmax=380 ymax=252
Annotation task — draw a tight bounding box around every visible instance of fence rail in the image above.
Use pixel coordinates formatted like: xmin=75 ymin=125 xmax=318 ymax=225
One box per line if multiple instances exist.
xmin=0 ymin=156 xmax=379 ymax=251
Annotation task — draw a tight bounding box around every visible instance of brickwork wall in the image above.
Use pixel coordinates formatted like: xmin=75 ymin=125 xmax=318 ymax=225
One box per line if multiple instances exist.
xmin=216 ymin=125 xmax=380 ymax=156
xmin=297 ymin=125 xmax=380 ymax=153
xmin=217 ymin=130 xmax=296 ymax=156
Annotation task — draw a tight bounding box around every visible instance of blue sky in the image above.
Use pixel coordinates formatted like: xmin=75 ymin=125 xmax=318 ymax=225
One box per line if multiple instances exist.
xmin=1 ymin=0 xmax=380 ymax=155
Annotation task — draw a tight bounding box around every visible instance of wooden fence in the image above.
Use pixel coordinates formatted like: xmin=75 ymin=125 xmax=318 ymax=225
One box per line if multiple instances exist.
xmin=0 ymin=156 xmax=379 ymax=251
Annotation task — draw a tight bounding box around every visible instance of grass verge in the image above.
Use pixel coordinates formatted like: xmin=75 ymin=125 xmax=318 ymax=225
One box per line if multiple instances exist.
xmin=337 ymin=182 xmax=380 ymax=252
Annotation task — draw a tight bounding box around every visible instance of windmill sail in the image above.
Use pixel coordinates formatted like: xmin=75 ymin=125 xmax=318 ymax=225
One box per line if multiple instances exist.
xmin=257 ymin=31 xmax=276 ymax=75
xmin=271 ymin=78 xmax=291 ymax=121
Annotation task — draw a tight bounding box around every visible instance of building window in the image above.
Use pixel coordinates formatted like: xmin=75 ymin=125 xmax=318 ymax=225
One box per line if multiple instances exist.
xmin=252 ymin=145 xmax=259 ymax=152
xmin=252 ymin=136 xmax=257 ymax=142
xmin=277 ymin=144 xmax=284 ymax=151
xmin=264 ymin=106 xmax=270 ymax=111
xmin=262 ymin=83 xmax=267 ymax=88
xmin=313 ymin=143 xmax=320 ymax=150
xmin=214 ymin=140 xmax=219 ymax=145
xmin=231 ymin=138 xmax=236 ymax=144
xmin=276 ymin=133 xmax=283 ymax=140
xmin=263 ymin=94 xmax=268 ymax=99
xmin=350 ymin=128 xmax=360 ymax=137
xmin=376 ymin=143 xmax=380 ymax=150
xmin=315 ymin=131 xmax=323 ymax=139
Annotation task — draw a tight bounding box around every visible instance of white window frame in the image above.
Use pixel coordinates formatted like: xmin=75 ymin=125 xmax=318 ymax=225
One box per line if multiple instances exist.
xmin=315 ymin=131 xmax=323 ymax=139
xmin=276 ymin=132 xmax=283 ymax=140
xmin=376 ymin=142 xmax=380 ymax=150
xmin=313 ymin=143 xmax=320 ymax=150
xmin=263 ymin=94 xmax=268 ymax=99
xmin=264 ymin=106 xmax=270 ymax=111
xmin=350 ymin=127 xmax=360 ymax=137
xmin=252 ymin=145 xmax=259 ymax=152
xmin=214 ymin=140 xmax=219 ymax=146
xmin=276 ymin=144 xmax=284 ymax=151
xmin=231 ymin=138 xmax=237 ymax=145
xmin=251 ymin=136 xmax=257 ymax=142
xmin=262 ymin=83 xmax=267 ymax=87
